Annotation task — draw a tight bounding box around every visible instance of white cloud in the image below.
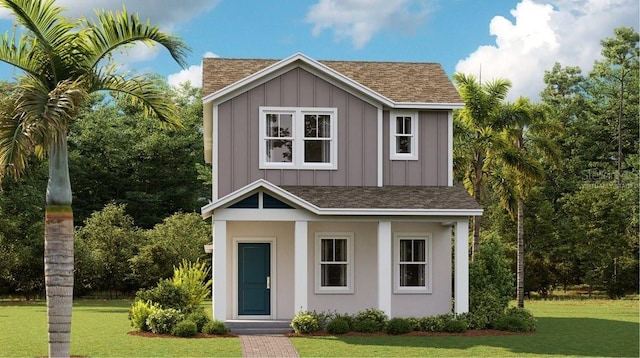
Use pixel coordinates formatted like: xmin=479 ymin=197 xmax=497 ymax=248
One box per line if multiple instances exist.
xmin=167 ymin=52 xmax=219 ymax=88
xmin=455 ymin=0 xmax=639 ymax=101
xmin=306 ymin=0 xmax=431 ymax=49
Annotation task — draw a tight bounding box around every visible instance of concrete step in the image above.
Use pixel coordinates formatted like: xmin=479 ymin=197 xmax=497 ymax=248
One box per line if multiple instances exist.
xmin=226 ymin=319 xmax=293 ymax=335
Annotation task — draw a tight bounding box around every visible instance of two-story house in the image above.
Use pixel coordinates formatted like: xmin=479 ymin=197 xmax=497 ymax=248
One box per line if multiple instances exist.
xmin=201 ymin=53 xmax=481 ymax=322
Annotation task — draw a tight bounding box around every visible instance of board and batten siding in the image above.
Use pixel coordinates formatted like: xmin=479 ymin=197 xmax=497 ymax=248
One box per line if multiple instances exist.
xmin=383 ymin=110 xmax=449 ymax=186
xmin=216 ymin=68 xmax=379 ymax=197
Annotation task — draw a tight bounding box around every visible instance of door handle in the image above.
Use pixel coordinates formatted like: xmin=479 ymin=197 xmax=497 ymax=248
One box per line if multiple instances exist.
xmin=266 ymin=276 xmax=271 ymax=289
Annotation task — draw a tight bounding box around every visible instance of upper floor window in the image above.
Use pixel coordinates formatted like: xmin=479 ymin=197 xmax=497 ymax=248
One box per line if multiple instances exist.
xmin=315 ymin=232 xmax=354 ymax=294
xmin=259 ymin=107 xmax=337 ymax=169
xmin=390 ymin=111 xmax=418 ymax=160
xmin=394 ymin=233 xmax=432 ymax=293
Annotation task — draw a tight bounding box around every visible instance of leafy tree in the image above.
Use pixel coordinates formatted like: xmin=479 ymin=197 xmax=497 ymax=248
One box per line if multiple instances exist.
xmin=75 ymin=203 xmax=143 ymax=296
xmin=0 ymin=1 xmax=188 ymax=356
xmin=129 ymin=213 xmax=211 ymax=287
xmin=453 ymin=73 xmax=512 ymax=260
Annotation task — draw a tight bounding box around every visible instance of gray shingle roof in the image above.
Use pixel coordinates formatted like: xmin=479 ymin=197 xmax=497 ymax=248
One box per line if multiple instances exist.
xmin=280 ymin=185 xmax=480 ymax=210
xmin=202 ymin=57 xmax=462 ymax=104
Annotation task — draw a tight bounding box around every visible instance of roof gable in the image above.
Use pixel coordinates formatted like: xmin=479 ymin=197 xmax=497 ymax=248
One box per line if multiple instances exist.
xmin=202 ymin=53 xmax=462 ymax=107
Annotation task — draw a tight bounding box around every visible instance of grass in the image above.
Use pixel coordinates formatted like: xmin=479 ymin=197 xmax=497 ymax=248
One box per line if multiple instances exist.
xmin=0 ymin=299 xmax=637 ymax=357
xmin=0 ymin=299 xmax=241 ymax=357
xmin=290 ymin=299 xmax=640 ymax=357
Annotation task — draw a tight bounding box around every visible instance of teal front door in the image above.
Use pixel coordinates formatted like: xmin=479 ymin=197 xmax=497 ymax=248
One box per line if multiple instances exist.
xmin=238 ymin=243 xmax=271 ymax=316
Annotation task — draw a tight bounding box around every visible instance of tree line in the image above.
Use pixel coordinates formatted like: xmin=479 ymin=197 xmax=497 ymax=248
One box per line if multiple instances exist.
xmin=0 ymin=27 xmax=637 ymax=301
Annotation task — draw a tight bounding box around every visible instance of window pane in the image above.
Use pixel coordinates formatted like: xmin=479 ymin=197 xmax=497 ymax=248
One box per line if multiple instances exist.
xmin=399 ymin=240 xmax=412 ymax=262
xmin=396 ymin=116 xmax=404 ymax=134
xmin=321 ymin=239 xmax=333 ymax=262
xmin=266 ymin=139 xmax=292 ymax=162
xmin=280 ymin=114 xmax=292 ymax=136
xmin=334 ymin=239 xmax=347 ymax=262
xmin=305 ymin=115 xmax=317 ymax=138
xmin=400 ymin=264 xmax=425 ymax=287
xmin=318 ymin=115 xmax=331 ymax=138
xmin=413 ymin=240 xmax=425 ymax=261
xmin=396 ymin=136 xmax=411 ymax=153
xmin=266 ymin=113 xmax=292 ymax=138
xmin=304 ymin=140 xmax=330 ymax=163
xmin=321 ymin=264 xmax=347 ymax=286
xmin=267 ymin=114 xmax=278 ymax=136
xmin=404 ymin=117 xmax=412 ymax=134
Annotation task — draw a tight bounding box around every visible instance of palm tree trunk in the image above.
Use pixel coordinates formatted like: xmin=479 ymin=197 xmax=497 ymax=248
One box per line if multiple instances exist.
xmin=45 ymin=136 xmax=74 ymax=358
xmin=516 ymin=197 xmax=525 ymax=308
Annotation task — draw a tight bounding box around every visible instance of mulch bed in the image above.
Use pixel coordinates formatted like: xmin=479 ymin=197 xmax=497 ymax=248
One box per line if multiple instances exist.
xmin=127 ymin=331 xmax=237 ymax=338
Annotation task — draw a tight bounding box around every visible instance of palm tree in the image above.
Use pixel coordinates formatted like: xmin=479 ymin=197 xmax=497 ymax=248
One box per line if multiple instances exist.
xmin=489 ymin=97 xmax=560 ymax=307
xmin=0 ymin=1 xmax=189 ymax=356
xmin=453 ymin=73 xmax=511 ymax=261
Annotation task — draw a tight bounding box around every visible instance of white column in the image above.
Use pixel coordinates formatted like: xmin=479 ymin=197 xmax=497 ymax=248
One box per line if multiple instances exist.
xmin=294 ymin=221 xmax=308 ymax=313
xmin=378 ymin=221 xmax=392 ymax=317
xmin=213 ymin=220 xmax=227 ymax=321
xmin=455 ymin=220 xmax=469 ymax=313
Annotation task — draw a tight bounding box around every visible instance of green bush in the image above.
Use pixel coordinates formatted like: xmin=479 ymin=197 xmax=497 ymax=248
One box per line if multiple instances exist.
xmin=146 ymin=308 xmax=184 ymax=334
xmin=385 ymin=317 xmax=413 ymax=335
xmin=416 ymin=314 xmax=448 ymax=332
xmin=172 ymin=320 xmax=198 ymax=337
xmin=353 ymin=308 xmax=387 ymax=332
xmin=186 ymin=309 xmax=211 ymax=332
xmin=494 ymin=307 xmax=536 ymax=332
xmin=443 ymin=318 xmax=468 ymax=333
xmin=291 ymin=312 xmax=319 ymax=334
xmin=128 ymin=299 xmax=158 ymax=331
xmin=202 ymin=320 xmax=229 ymax=335
xmin=326 ymin=317 xmax=350 ymax=334
xmin=135 ymin=279 xmax=190 ymax=311
xmin=172 ymin=259 xmax=212 ymax=311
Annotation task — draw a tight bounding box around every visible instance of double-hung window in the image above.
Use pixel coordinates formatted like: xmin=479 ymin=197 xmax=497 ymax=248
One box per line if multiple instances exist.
xmin=259 ymin=107 xmax=337 ymax=169
xmin=394 ymin=233 xmax=432 ymax=293
xmin=390 ymin=111 xmax=418 ymax=160
xmin=315 ymin=232 xmax=354 ymax=294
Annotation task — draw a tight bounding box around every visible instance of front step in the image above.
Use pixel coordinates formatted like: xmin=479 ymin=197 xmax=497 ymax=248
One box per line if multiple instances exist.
xmin=225 ymin=319 xmax=293 ymax=335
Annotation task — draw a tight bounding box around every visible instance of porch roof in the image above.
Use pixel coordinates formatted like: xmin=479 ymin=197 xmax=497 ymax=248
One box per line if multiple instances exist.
xmin=201 ymin=179 xmax=482 ymax=218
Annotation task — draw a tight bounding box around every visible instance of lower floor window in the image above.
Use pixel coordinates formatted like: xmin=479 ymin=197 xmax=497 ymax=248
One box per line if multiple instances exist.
xmin=315 ymin=232 xmax=354 ymax=293
xmin=394 ymin=233 xmax=432 ymax=293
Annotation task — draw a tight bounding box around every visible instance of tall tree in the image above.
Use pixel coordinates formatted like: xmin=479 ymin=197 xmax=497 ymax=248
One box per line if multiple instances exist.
xmin=589 ymin=27 xmax=639 ymax=188
xmin=490 ymin=97 xmax=559 ymax=307
xmin=0 ymin=1 xmax=188 ymax=356
xmin=453 ymin=73 xmax=511 ymax=260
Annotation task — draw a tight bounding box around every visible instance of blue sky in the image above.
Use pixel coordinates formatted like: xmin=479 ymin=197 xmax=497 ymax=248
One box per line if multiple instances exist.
xmin=0 ymin=0 xmax=638 ymax=100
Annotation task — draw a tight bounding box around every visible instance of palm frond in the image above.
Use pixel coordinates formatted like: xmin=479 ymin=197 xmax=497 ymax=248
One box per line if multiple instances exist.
xmin=0 ymin=90 xmax=36 ymax=179
xmin=79 ymin=6 xmax=190 ymax=71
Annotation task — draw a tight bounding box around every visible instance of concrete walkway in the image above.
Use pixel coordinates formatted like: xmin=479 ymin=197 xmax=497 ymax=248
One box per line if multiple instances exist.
xmin=239 ymin=334 xmax=300 ymax=357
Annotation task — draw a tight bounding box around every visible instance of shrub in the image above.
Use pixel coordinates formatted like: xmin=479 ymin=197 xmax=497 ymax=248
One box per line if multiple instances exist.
xmin=172 ymin=259 xmax=212 ymax=311
xmin=202 ymin=320 xmax=229 ymax=335
xmin=128 ymin=299 xmax=158 ymax=331
xmin=146 ymin=308 xmax=184 ymax=334
xmin=353 ymin=308 xmax=388 ymax=332
xmin=385 ymin=317 xmax=413 ymax=335
xmin=136 ymin=279 xmax=190 ymax=311
xmin=172 ymin=320 xmax=198 ymax=337
xmin=443 ymin=318 xmax=468 ymax=333
xmin=416 ymin=314 xmax=448 ymax=332
xmin=186 ymin=308 xmax=211 ymax=332
xmin=494 ymin=307 xmax=536 ymax=332
xmin=291 ymin=311 xmax=319 ymax=334
xmin=326 ymin=317 xmax=350 ymax=334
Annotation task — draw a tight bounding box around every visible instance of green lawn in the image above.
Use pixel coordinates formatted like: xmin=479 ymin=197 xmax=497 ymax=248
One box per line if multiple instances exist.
xmin=0 ymin=300 xmax=241 ymax=357
xmin=291 ymin=299 xmax=640 ymax=357
xmin=0 ymin=299 xmax=637 ymax=357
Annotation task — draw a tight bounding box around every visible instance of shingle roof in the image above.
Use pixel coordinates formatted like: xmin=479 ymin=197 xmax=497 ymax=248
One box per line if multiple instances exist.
xmin=280 ymin=185 xmax=481 ymax=210
xmin=202 ymin=57 xmax=462 ymax=104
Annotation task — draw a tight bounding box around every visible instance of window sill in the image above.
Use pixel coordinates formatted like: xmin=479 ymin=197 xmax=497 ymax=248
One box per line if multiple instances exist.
xmin=314 ymin=288 xmax=354 ymax=295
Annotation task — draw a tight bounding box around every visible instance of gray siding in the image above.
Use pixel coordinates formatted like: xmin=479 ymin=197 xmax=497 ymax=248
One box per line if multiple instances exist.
xmin=383 ymin=110 xmax=449 ymax=186
xmin=217 ymin=68 xmax=379 ymax=197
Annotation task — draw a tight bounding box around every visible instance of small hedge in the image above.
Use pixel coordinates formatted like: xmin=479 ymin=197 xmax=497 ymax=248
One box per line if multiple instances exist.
xmin=326 ymin=317 xmax=350 ymax=334
xmin=291 ymin=312 xmax=320 ymax=334
xmin=172 ymin=320 xmax=198 ymax=337
xmin=385 ymin=317 xmax=413 ymax=335
xmin=202 ymin=320 xmax=229 ymax=335
xmin=494 ymin=307 xmax=536 ymax=332
xmin=146 ymin=308 xmax=184 ymax=334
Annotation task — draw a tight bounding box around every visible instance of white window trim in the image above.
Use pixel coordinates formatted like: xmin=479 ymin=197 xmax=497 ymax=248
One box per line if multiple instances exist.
xmin=389 ymin=111 xmax=419 ymax=160
xmin=314 ymin=232 xmax=354 ymax=294
xmin=393 ymin=232 xmax=432 ymax=294
xmin=259 ymin=106 xmax=338 ymax=170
